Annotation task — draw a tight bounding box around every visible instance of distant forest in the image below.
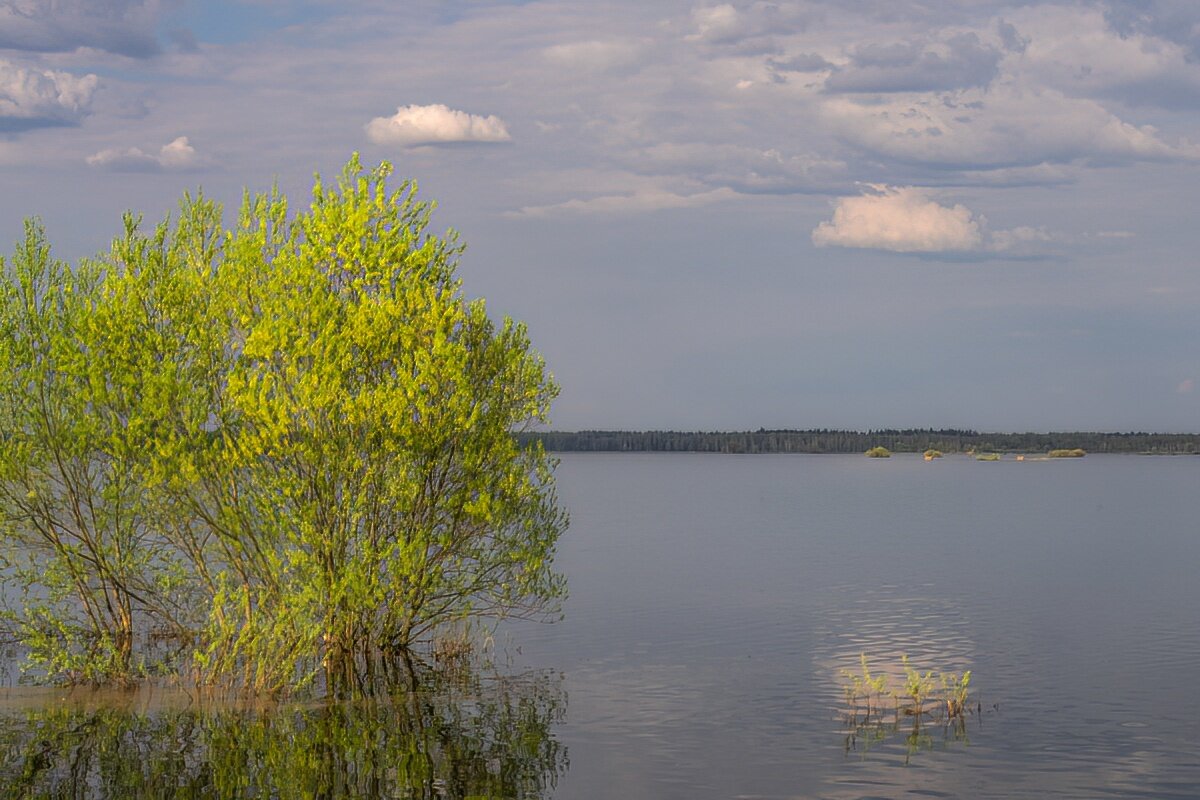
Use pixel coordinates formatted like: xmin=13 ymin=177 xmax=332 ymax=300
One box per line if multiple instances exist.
xmin=522 ymin=429 xmax=1200 ymax=455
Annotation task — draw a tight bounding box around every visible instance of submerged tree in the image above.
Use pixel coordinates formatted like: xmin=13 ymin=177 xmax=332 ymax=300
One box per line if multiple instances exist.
xmin=0 ymin=156 xmax=567 ymax=692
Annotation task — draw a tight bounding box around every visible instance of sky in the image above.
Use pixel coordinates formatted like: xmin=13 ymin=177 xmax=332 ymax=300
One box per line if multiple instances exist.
xmin=1 ymin=0 xmax=1199 ymax=432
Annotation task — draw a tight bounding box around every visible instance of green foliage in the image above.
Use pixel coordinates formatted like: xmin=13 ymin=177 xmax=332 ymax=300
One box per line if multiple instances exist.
xmin=975 ymin=452 xmax=1001 ymax=461
xmin=839 ymin=654 xmax=975 ymax=761
xmin=837 ymin=654 xmax=973 ymax=720
xmin=941 ymin=669 xmax=971 ymax=719
xmin=864 ymin=446 xmax=891 ymax=458
xmin=900 ymin=654 xmax=937 ymax=717
xmin=1048 ymin=448 xmax=1086 ymax=458
xmin=840 ymin=654 xmax=889 ymax=721
xmin=0 ymin=156 xmax=566 ymax=692
xmin=923 ymin=449 xmax=942 ymax=459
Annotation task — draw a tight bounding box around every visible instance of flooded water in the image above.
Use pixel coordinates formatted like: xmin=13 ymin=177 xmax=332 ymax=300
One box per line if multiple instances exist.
xmin=3 ymin=452 xmax=1199 ymax=798
xmin=510 ymin=452 xmax=1200 ymax=799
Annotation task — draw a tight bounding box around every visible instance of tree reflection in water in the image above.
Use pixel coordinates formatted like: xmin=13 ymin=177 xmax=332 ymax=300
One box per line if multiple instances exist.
xmin=0 ymin=669 xmax=567 ymax=799
xmin=843 ymin=704 xmax=973 ymax=766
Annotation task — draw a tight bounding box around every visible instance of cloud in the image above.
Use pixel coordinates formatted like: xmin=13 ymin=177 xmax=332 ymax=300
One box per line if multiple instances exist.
xmin=812 ymin=185 xmax=984 ymax=253
xmin=812 ymin=185 xmax=1064 ymax=255
xmin=822 ymin=82 xmax=1200 ymax=171
xmin=631 ymin=141 xmax=845 ymax=194
xmin=689 ymin=4 xmax=743 ymax=44
xmin=364 ymin=103 xmax=511 ymax=147
xmin=1014 ymin=5 xmax=1200 ymax=109
xmin=685 ymin=2 xmax=812 ymax=48
xmin=996 ymin=19 xmax=1028 ymax=54
xmin=0 ymin=60 xmax=96 ymax=131
xmin=825 ymin=33 xmax=1003 ymax=93
xmin=0 ymin=0 xmax=161 ymax=58
xmin=1104 ymin=0 xmax=1200 ymax=61
xmin=767 ymin=52 xmax=833 ymax=73
xmin=86 ymin=136 xmax=202 ymax=172
xmin=510 ymin=187 xmax=738 ymax=218
xmin=988 ymin=225 xmax=1052 ymax=252
xmin=543 ymin=39 xmax=644 ymax=72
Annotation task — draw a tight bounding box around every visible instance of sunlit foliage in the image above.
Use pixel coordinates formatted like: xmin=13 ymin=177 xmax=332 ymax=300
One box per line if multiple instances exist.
xmin=0 ymin=156 xmax=566 ymax=692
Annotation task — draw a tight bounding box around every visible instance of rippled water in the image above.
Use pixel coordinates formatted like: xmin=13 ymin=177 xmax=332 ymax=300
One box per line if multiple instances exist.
xmin=509 ymin=452 xmax=1200 ymax=799
xmin=3 ymin=452 xmax=1198 ymax=799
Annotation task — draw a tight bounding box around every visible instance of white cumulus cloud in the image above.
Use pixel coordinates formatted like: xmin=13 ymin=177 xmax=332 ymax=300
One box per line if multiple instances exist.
xmin=0 ymin=59 xmax=96 ymax=131
xmin=812 ymin=186 xmax=984 ymax=253
xmin=365 ymin=103 xmax=511 ymax=147
xmin=87 ymin=136 xmax=201 ymax=172
xmin=813 ymin=186 xmax=1065 ymax=255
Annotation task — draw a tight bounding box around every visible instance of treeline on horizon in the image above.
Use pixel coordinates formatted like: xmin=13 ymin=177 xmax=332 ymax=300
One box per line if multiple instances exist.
xmin=520 ymin=429 xmax=1200 ymax=455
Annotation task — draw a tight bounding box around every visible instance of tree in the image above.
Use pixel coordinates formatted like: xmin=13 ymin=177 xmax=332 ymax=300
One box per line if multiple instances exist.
xmin=0 ymin=156 xmax=566 ymax=692
xmin=191 ymin=156 xmax=566 ymax=692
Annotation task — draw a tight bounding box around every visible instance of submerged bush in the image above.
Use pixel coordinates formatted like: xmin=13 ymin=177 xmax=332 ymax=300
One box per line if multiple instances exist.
xmin=0 ymin=156 xmax=566 ymax=692
xmin=840 ymin=654 xmax=975 ymax=761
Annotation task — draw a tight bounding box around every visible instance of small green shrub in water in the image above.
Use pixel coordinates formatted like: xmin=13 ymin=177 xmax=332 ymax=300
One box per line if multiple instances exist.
xmin=839 ymin=653 xmax=974 ymax=724
xmin=840 ymin=654 xmax=976 ymax=762
xmin=900 ymin=655 xmax=938 ymax=717
xmin=941 ymin=669 xmax=972 ymax=719
xmin=1048 ymin=448 xmax=1086 ymax=458
xmin=865 ymin=446 xmax=891 ymax=458
xmin=841 ymin=654 xmax=890 ymax=722
xmin=923 ymin=449 xmax=943 ymax=460
xmin=975 ymin=452 xmax=1001 ymax=461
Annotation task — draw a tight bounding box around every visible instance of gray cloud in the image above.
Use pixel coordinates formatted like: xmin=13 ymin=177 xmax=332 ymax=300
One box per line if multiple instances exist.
xmin=0 ymin=0 xmax=162 ymax=58
xmin=823 ymin=81 xmax=1200 ymax=170
xmin=996 ymin=19 xmax=1028 ymax=54
xmin=1103 ymin=0 xmax=1200 ymax=59
xmin=1007 ymin=4 xmax=1200 ymax=111
xmin=627 ymin=141 xmax=846 ymax=195
xmin=767 ymin=52 xmax=832 ymax=72
xmin=543 ymin=39 xmax=646 ymax=73
xmin=510 ymin=186 xmax=739 ymax=218
xmin=686 ymin=2 xmax=817 ymax=47
xmin=825 ymin=32 xmax=1004 ymax=93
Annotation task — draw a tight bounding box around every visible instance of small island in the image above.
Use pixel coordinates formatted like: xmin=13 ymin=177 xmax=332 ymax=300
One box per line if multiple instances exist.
xmin=923 ymin=449 xmax=943 ymax=460
xmin=865 ymin=446 xmax=892 ymax=458
xmin=1047 ymin=448 xmax=1087 ymax=458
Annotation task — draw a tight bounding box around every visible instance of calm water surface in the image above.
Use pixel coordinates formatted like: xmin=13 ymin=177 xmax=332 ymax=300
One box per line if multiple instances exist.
xmin=510 ymin=452 xmax=1200 ymax=799
xmin=3 ymin=452 xmax=1198 ymax=799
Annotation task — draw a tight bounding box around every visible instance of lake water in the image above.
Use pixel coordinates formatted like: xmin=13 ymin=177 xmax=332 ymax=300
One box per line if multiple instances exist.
xmin=509 ymin=452 xmax=1200 ymax=799
xmin=2 ymin=452 xmax=1199 ymax=798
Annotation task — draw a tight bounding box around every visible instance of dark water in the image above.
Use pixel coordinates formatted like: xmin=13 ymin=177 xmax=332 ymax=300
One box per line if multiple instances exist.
xmin=3 ymin=452 xmax=1199 ymax=798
